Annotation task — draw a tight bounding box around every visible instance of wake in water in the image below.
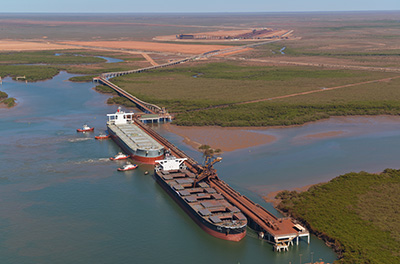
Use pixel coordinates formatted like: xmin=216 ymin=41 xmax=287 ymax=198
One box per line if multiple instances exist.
xmin=71 ymin=157 xmax=111 ymax=165
xmin=67 ymin=137 xmax=93 ymax=143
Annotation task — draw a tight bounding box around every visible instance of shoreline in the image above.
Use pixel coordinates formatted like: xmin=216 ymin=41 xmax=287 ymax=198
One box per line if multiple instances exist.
xmin=165 ymin=115 xmax=400 ymax=152
xmin=0 ymin=95 xmax=18 ymax=108
xmin=265 ymin=183 xmax=343 ymax=260
xmin=0 ymin=102 xmax=11 ymax=108
xmin=262 ymin=183 xmax=316 ymax=207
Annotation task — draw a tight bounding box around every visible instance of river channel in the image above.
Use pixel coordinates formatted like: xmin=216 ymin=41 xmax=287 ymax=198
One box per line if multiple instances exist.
xmin=5 ymin=71 xmax=398 ymax=263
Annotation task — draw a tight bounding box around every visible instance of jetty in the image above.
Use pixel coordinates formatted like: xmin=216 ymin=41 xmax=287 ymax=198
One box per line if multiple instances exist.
xmin=108 ymin=111 xmax=310 ymax=249
xmin=95 ymin=40 xmax=310 ymax=249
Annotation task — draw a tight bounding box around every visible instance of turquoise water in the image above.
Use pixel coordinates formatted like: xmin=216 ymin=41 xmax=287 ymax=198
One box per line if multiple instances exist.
xmin=95 ymin=56 xmax=124 ymax=63
xmin=54 ymin=53 xmax=124 ymax=63
xmin=0 ymin=72 xmax=353 ymax=263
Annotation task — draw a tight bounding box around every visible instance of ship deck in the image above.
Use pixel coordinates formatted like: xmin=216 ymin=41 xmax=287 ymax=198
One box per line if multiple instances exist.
xmin=156 ymin=168 xmax=247 ymax=229
xmin=108 ymin=122 xmax=163 ymax=151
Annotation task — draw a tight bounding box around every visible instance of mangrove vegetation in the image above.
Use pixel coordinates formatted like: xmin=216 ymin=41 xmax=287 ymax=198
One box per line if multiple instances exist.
xmin=110 ymin=61 xmax=400 ymax=127
xmin=276 ymin=169 xmax=400 ymax=264
xmin=0 ymin=90 xmax=16 ymax=108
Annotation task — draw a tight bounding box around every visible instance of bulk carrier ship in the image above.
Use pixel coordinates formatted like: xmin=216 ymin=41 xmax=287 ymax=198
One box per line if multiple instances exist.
xmin=107 ymin=108 xmax=164 ymax=164
xmin=106 ymin=108 xmax=247 ymax=241
xmin=155 ymin=154 xmax=247 ymax=241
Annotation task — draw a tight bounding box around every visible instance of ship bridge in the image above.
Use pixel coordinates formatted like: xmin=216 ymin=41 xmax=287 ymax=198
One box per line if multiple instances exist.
xmin=107 ymin=108 xmax=135 ymax=125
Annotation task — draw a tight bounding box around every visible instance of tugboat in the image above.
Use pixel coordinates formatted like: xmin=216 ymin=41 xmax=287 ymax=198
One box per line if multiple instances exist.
xmin=95 ymin=133 xmax=110 ymax=140
xmin=77 ymin=124 xmax=94 ymax=132
xmin=109 ymin=152 xmax=129 ymax=161
xmin=117 ymin=162 xmax=138 ymax=171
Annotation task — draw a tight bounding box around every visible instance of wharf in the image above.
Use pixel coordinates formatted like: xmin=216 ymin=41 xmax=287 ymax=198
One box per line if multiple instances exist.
xmin=138 ymin=113 xmax=172 ymax=123
xmin=133 ymin=117 xmax=310 ymax=250
xmin=94 ymin=38 xmax=309 ymax=249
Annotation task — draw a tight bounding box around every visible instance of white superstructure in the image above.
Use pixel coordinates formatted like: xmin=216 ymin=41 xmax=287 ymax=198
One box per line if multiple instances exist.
xmin=107 ymin=107 xmax=135 ymax=125
xmin=155 ymin=158 xmax=187 ymax=171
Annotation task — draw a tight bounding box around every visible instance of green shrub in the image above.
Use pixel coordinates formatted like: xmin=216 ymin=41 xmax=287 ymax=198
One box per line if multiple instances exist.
xmin=2 ymin=97 xmax=16 ymax=107
xmin=0 ymin=91 xmax=8 ymax=100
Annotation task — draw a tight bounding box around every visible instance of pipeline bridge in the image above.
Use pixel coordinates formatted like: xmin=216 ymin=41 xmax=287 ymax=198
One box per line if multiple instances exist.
xmin=96 ymin=38 xmax=282 ymax=79
xmin=97 ymin=56 xmax=197 ymax=80
xmin=93 ymin=56 xmax=198 ymax=119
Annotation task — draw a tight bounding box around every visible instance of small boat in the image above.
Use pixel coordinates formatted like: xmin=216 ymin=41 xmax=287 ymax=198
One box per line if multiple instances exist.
xmin=117 ymin=162 xmax=138 ymax=171
xmin=110 ymin=152 xmax=129 ymax=161
xmin=95 ymin=133 xmax=110 ymax=140
xmin=77 ymin=124 xmax=94 ymax=132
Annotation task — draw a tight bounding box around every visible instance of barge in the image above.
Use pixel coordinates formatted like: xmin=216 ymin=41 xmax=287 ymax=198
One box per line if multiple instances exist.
xmin=107 ymin=108 xmax=164 ymax=164
xmin=155 ymin=155 xmax=247 ymax=242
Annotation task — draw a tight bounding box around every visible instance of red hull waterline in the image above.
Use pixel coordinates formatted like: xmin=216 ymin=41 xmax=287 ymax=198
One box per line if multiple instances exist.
xmin=157 ymin=176 xmax=246 ymax=242
xmin=109 ymin=134 xmax=164 ymax=164
xmin=200 ymin=223 xmax=246 ymax=242
xmin=131 ymin=154 xmax=164 ymax=164
xmin=95 ymin=136 xmax=110 ymax=140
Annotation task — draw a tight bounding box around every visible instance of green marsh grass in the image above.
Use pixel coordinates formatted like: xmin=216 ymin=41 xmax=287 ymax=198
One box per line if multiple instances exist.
xmin=111 ymin=62 xmax=399 ymax=126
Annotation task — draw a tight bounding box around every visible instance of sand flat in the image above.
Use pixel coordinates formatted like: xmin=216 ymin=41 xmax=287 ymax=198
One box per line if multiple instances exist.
xmin=0 ymin=40 xmax=78 ymax=51
xmin=59 ymin=40 xmax=234 ymax=55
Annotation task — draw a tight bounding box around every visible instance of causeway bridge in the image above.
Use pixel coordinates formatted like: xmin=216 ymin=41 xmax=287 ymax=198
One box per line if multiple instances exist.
xmin=93 ymin=77 xmax=172 ymax=122
xmin=97 ymin=56 xmax=196 ymax=80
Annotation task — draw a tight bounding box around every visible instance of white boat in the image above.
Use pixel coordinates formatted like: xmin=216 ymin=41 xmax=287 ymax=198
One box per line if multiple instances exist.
xmin=117 ymin=162 xmax=138 ymax=171
xmin=110 ymin=152 xmax=129 ymax=161
xmin=77 ymin=124 xmax=94 ymax=132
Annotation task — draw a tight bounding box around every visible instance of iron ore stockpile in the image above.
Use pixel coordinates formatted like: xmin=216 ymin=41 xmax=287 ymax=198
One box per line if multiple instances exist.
xmin=105 ymin=107 xmax=309 ymax=251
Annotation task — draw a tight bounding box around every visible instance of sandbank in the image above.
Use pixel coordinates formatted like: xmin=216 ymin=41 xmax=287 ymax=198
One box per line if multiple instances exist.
xmin=164 ymin=123 xmax=276 ymax=152
xmin=299 ymin=131 xmax=345 ymax=141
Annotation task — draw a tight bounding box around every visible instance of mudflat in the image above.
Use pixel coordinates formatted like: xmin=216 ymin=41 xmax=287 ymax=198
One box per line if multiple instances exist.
xmin=165 ymin=123 xmax=276 ymax=152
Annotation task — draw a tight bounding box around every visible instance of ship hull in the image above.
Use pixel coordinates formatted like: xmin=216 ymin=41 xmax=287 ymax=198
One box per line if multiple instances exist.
xmin=108 ymin=127 xmax=164 ymax=164
xmin=154 ymin=171 xmax=246 ymax=242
